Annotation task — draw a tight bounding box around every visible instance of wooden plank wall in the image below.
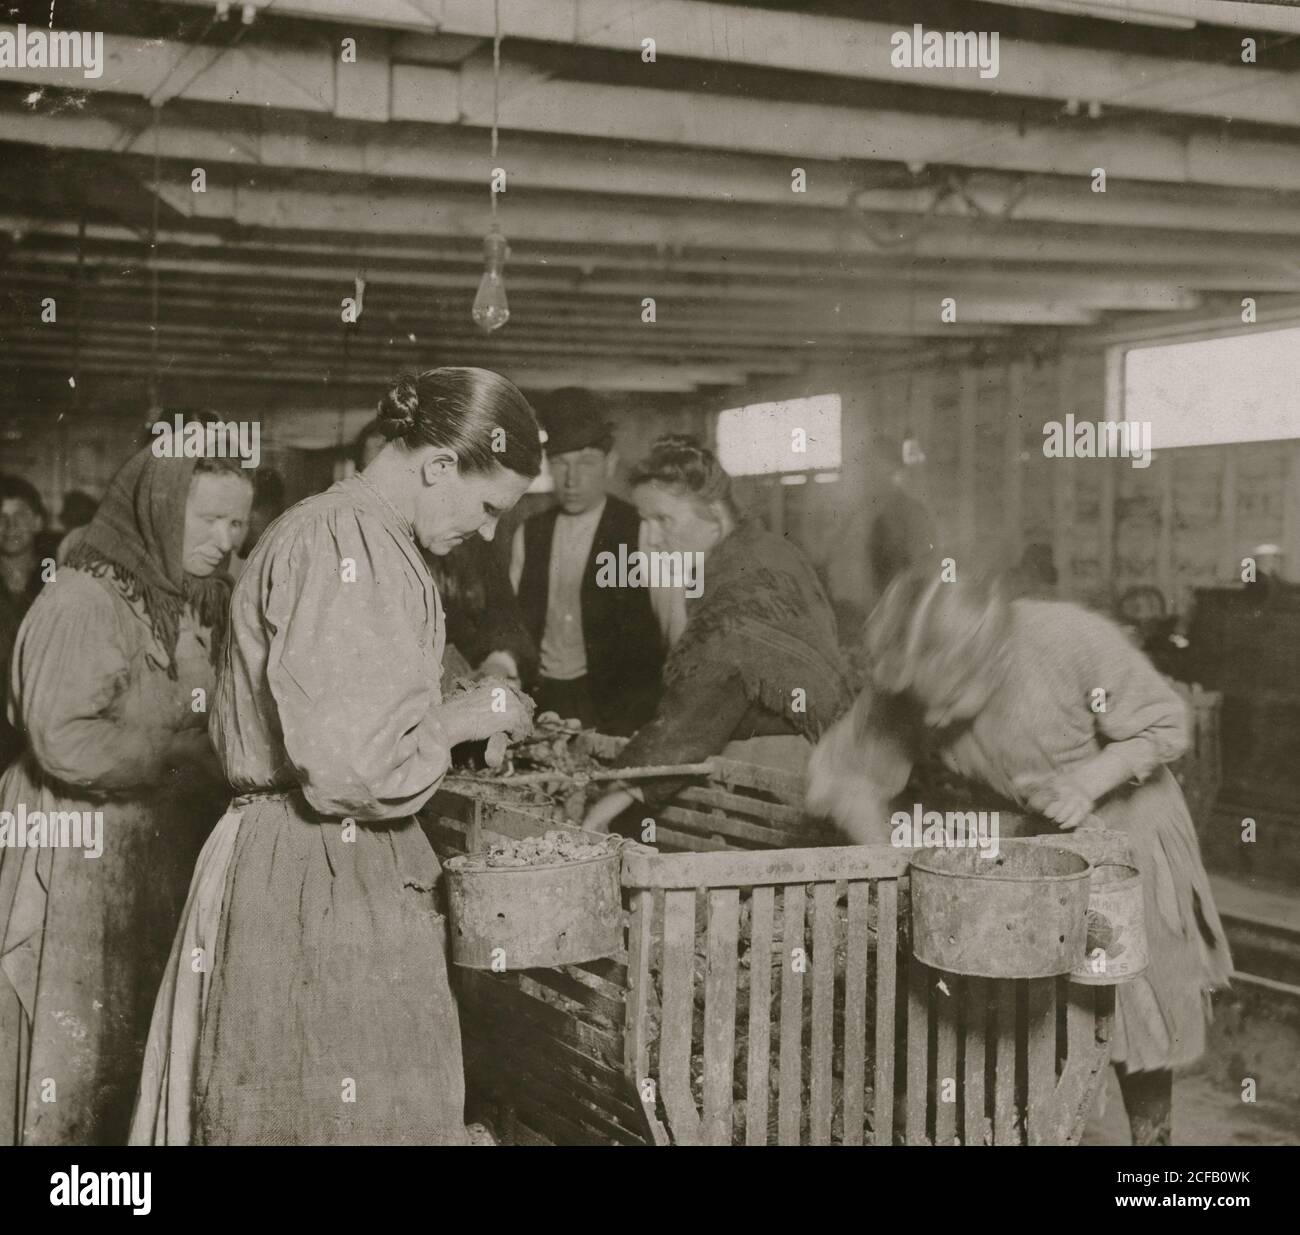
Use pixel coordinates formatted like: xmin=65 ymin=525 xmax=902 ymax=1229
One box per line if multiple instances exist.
xmin=10 ymin=353 xmax=1294 ymax=620
xmin=738 ymin=352 xmax=1300 ymax=619
xmin=0 ymin=391 xmax=710 ymax=517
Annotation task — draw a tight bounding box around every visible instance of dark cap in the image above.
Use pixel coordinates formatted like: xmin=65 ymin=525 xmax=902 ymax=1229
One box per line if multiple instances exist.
xmin=534 ymin=388 xmax=613 ymax=457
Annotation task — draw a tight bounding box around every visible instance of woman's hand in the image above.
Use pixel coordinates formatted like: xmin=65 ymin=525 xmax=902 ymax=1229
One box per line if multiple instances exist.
xmin=440 ymin=683 xmax=534 ymax=747
xmin=1016 ymin=773 xmax=1097 ymax=831
xmin=583 ymin=788 xmax=636 ymax=834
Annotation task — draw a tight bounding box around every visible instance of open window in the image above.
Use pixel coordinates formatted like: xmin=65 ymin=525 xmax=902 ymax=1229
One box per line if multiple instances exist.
xmin=715 ymin=394 xmax=842 ymax=483
xmin=1118 ymin=324 xmax=1300 ymax=450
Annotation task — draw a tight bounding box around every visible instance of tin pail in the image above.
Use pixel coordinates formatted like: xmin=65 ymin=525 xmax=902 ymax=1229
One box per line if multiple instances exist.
xmin=1070 ymin=862 xmax=1148 ymax=985
xmin=910 ymin=840 xmax=1091 ymax=979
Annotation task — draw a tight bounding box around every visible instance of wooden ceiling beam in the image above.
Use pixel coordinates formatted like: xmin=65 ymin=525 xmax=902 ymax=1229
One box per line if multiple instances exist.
xmin=8 ymin=218 xmax=1293 ymax=294
xmin=979 ymin=0 xmax=1300 ymax=37
xmin=2 ymin=264 xmax=1082 ymax=331
xmin=0 ymin=291 xmax=934 ymax=351
xmin=130 ymin=0 xmax=1300 ymax=126
xmin=1 ymin=229 xmax=1230 ymax=309
xmin=81 ymin=172 xmax=1297 ymax=271
xmin=8 ymin=93 xmax=1300 ymax=238
xmin=1 ymin=333 xmax=810 ymax=370
xmin=1 ymin=253 xmax=1100 ymax=322
xmin=6 ymin=24 xmax=1300 ymax=191
xmin=0 ymin=350 xmax=789 ymax=393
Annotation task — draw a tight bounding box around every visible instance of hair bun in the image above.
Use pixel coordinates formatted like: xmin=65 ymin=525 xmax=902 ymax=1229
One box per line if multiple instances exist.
xmin=654 ymin=433 xmax=705 ymax=456
xmin=376 ymin=373 xmax=420 ymax=437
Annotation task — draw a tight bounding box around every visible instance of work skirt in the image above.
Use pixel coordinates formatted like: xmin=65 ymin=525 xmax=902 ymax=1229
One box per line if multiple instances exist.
xmin=130 ymin=791 xmax=466 ymax=1145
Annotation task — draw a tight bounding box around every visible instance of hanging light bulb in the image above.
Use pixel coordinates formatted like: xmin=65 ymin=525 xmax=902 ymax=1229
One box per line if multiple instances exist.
xmin=473 ymin=226 xmax=510 ymax=333
xmin=472 ymin=2 xmax=510 ymax=334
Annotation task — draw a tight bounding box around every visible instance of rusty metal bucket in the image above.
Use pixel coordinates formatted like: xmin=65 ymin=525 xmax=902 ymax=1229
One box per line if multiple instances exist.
xmin=910 ymin=841 xmax=1091 ymax=978
xmin=444 ymin=848 xmax=623 ymax=969
xmin=1070 ymin=862 xmax=1148 ymax=985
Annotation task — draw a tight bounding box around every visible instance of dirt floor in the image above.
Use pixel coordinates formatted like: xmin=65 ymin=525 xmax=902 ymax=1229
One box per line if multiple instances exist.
xmin=1082 ymin=1064 xmax=1300 ymax=1146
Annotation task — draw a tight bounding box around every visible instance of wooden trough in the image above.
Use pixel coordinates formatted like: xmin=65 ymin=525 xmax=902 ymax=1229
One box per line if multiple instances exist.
xmin=420 ymin=754 xmax=1123 ymax=1146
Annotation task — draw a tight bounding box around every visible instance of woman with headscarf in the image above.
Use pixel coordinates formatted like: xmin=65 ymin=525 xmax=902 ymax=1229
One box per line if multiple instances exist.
xmin=131 ymin=368 xmax=538 ymax=1145
xmin=0 ymin=438 xmax=251 ymax=1144
xmin=806 ymin=566 xmax=1232 ymax=1145
xmin=583 ymin=436 xmax=852 ymax=832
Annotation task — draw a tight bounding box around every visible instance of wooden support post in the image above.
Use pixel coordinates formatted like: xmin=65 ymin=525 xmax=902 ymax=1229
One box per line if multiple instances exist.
xmin=959 ymin=367 xmax=979 ymax=562
xmin=1099 ymin=458 xmax=1117 ymax=607
xmin=1053 ymin=354 xmax=1076 ymax=598
xmin=1285 ymin=444 xmax=1300 ymax=582
xmin=1004 ymin=361 xmax=1025 ymax=564
xmin=1157 ymin=452 xmax=1175 ymax=610
xmin=1219 ymin=451 xmax=1238 ymax=582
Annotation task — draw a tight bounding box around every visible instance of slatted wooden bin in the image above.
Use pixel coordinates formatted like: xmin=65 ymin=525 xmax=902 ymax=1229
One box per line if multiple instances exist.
xmin=420 ymin=762 xmax=1121 ymax=1146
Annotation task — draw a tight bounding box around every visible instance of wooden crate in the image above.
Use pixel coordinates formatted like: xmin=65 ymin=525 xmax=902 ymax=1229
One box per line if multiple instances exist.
xmin=622 ymin=835 xmax=1119 ymax=1146
xmin=579 ymin=731 xmax=836 ymax=852
xmin=420 ymin=764 xmax=1119 ymax=1146
xmin=420 ymin=786 xmax=654 ymax=1145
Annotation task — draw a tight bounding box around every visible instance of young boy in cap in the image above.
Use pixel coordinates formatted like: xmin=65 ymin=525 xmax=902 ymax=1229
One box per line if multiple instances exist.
xmin=509 ymin=390 xmax=664 ymax=735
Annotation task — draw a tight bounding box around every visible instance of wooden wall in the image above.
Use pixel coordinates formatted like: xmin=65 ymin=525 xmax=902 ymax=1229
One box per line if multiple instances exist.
xmin=4 ymin=350 xmax=1297 ymax=617
xmin=710 ymin=350 xmax=1300 ymax=622
xmin=0 ymin=389 xmax=712 ymax=523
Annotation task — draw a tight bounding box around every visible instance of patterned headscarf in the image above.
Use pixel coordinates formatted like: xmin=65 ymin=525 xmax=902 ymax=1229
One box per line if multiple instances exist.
xmin=64 ymin=445 xmax=236 ymax=677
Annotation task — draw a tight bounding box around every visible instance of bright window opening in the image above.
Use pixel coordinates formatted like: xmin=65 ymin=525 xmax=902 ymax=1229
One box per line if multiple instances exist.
xmin=1121 ymin=326 xmax=1300 ymax=449
xmin=715 ymin=395 xmax=842 ymax=476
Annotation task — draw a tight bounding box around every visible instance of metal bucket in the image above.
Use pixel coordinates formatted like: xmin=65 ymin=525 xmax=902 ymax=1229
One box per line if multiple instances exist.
xmin=910 ymin=841 xmax=1091 ymax=979
xmin=444 ymin=848 xmax=623 ymax=969
xmin=1070 ymin=862 xmax=1148 ymax=985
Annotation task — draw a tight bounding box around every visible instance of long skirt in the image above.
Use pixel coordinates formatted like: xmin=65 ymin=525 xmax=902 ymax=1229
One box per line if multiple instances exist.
xmin=131 ymin=791 xmax=466 ymax=1145
xmin=1096 ymin=766 xmax=1232 ymax=1072
xmin=0 ymin=753 xmax=214 ymax=1144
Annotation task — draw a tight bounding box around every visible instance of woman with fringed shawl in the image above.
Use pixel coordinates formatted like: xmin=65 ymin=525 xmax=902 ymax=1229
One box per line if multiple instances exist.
xmin=0 ymin=441 xmax=250 ymax=1144
xmin=584 ymin=436 xmax=852 ymax=833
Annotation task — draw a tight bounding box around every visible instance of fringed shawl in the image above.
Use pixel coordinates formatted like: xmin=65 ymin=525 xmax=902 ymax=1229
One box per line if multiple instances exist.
xmin=665 ymin=519 xmax=852 ymax=738
xmin=63 ymin=445 xmax=232 ymax=678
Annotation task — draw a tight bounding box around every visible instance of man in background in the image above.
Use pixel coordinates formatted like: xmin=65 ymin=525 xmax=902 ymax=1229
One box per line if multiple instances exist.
xmin=59 ymin=490 xmax=98 ymax=534
xmin=0 ymin=476 xmax=53 ymax=768
xmin=510 ymin=390 xmax=664 ymax=735
xmin=868 ymin=433 xmax=938 ymax=601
